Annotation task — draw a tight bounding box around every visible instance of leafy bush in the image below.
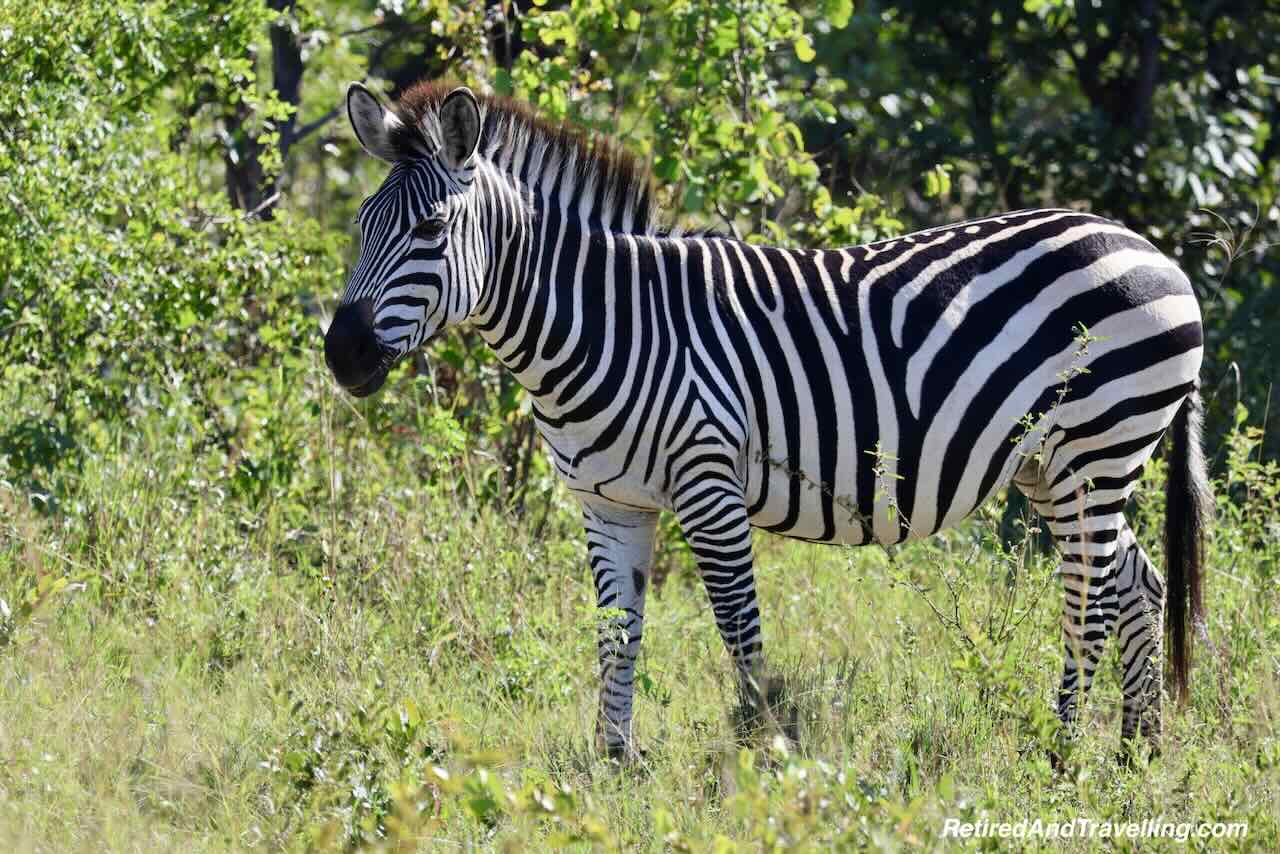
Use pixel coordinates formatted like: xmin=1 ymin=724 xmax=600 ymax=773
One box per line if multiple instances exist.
xmin=0 ymin=1 xmax=341 ymax=504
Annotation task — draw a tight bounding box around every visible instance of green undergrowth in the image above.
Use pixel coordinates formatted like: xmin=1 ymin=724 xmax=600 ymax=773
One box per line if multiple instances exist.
xmin=1 ymin=373 xmax=1277 ymax=851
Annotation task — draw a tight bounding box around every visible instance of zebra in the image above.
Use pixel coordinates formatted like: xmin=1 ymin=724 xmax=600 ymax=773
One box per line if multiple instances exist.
xmin=324 ymin=79 xmax=1210 ymax=759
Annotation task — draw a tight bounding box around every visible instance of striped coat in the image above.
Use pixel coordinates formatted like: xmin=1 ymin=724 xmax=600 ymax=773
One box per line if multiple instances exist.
xmin=325 ymin=79 xmax=1209 ymax=759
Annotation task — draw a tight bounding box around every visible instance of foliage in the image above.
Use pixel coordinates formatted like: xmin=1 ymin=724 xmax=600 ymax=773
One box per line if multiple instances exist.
xmin=506 ymin=0 xmax=897 ymax=245
xmin=2 ymin=0 xmax=1280 ymax=848
xmin=0 ymin=0 xmax=341 ymax=505
xmin=6 ymin=0 xmax=1279 ymax=505
xmin=1 ymin=402 xmax=1277 ymax=849
xmin=1211 ymin=403 xmax=1280 ymax=582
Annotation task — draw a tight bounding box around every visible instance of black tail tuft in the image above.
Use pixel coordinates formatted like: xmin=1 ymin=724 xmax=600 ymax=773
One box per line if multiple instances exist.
xmin=1165 ymin=387 xmax=1211 ymax=705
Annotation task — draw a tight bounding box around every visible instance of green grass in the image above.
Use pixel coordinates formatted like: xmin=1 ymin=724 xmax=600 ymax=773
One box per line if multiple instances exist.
xmin=1 ymin=377 xmax=1278 ymax=851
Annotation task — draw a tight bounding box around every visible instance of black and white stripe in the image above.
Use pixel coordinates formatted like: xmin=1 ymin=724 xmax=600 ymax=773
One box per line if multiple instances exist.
xmin=333 ymin=81 xmax=1209 ymax=757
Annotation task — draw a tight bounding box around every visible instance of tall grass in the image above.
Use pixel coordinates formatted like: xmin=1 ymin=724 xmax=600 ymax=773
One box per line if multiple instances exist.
xmin=1 ymin=359 xmax=1277 ymax=850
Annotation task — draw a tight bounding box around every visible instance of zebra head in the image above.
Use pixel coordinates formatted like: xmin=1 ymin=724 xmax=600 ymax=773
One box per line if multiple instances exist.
xmin=325 ymin=83 xmax=485 ymax=397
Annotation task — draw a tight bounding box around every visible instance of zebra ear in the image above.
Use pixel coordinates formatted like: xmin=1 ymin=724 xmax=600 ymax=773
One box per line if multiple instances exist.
xmin=347 ymin=82 xmax=404 ymax=163
xmin=438 ymin=87 xmax=481 ymax=171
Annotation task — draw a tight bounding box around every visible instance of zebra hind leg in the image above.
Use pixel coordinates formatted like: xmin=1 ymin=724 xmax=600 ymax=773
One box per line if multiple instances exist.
xmin=1112 ymin=523 xmax=1166 ymax=753
xmin=1054 ymin=537 xmax=1121 ymax=738
xmin=1019 ymin=471 xmax=1127 ymax=752
xmin=670 ymin=475 xmax=781 ymax=739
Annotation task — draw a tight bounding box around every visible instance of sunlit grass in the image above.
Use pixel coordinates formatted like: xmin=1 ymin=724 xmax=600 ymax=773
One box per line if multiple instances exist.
xmin=1 ymin=387 xmax=1277 ymax=851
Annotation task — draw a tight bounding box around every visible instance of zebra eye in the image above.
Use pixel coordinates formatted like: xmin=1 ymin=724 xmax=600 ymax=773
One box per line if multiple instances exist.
xmin=413 ymin=217 xmax=447 ymax=241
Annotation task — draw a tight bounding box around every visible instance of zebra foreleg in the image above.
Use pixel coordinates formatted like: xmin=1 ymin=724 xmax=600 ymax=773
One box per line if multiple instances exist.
xmin=581 ymin=501 xmax=659 ymax=760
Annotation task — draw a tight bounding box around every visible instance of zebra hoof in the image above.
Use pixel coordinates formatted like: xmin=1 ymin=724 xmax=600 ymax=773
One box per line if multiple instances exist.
xmin=1115 ymin=736 xmax=1160 ymax=768
xmin=1045 ymin=738 xmax=1077 ymax=775
xmin=599 ymin=742 xmax=647 ymax=769
xmin=595 ymin=723 xmax=645 ymax=766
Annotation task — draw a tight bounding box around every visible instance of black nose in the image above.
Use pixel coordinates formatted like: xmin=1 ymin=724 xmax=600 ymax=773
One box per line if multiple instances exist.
xmin=325 ymin=299 xmax=383 ymax=390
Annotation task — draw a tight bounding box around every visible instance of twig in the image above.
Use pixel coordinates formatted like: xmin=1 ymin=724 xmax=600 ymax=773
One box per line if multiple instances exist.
xmin=287 ymin=106 xmax=341 ymax=147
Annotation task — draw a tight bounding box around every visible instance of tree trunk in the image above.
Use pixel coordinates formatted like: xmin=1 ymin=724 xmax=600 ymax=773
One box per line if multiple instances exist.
xmin=222 ymin=0 xmax=303 ymax=218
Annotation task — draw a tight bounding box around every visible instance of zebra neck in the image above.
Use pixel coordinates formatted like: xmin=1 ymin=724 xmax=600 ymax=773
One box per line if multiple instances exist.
xmin=471 ymin=197 xmax=650 ymax=428
xmin=474 ymin=210 xmax=589 ymax=390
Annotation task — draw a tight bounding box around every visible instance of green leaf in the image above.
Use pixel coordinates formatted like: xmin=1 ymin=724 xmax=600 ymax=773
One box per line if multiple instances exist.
xmin=923 ymin=163 xmax=952 ymax=197
xmin=654 ymin=156 xmax=680 ymax=182
xmin=493 ymin=68 xmax=515 ymax=96
xmin=683 ymin=183 xmax=706 ymax=213
xmin=823 ymin=0 xmax=854 ymax=28
xmin=794 ymin=37 xmax=816 ymax=63
xmin=711 ymin=21 xmax=738 ymax=54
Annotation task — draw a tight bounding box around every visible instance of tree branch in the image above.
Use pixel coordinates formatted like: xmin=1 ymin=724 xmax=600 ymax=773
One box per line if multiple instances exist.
xmin=286 ymin=106 xmax=341 ymax=148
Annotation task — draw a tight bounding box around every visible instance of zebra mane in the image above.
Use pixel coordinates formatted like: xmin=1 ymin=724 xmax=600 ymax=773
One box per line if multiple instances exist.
xmin=390 ymin=79 xmax=662 ymax=235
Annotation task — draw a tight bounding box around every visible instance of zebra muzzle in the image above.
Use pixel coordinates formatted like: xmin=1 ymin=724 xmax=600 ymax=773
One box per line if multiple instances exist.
xmin=325 ymin=298 xmax=389 ymax=396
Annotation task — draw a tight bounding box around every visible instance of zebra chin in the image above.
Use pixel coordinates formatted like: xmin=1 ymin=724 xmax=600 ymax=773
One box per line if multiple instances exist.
xmin=344 ymin=367 xmax=389 ymax=398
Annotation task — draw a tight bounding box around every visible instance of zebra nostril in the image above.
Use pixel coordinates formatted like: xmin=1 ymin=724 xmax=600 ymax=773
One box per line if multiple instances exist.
xmin=352 ymin=331 xmax=376 ymax=360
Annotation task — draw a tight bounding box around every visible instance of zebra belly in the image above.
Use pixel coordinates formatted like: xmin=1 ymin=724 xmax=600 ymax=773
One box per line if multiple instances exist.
xmin=743 ymin=424 xmax=1024 ymax=547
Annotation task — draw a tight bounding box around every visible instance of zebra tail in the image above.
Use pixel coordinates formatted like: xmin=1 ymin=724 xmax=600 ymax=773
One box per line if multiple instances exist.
xmin=1164 ymin=386 xmax=1211 ymax=706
